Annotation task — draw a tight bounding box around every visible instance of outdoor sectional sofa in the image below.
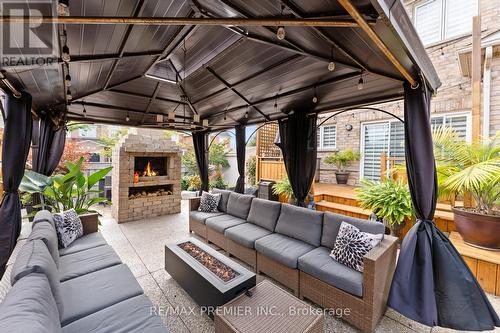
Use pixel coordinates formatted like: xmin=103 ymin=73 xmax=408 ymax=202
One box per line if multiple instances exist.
xmin=189 ymin=191 xmax=398 ymax=333
xmin=0 ymin=210 xmax=167 ymax=333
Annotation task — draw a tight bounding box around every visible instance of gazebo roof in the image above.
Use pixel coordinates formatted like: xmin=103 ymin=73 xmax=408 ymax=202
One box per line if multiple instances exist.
xmin=1 ymin=0 xmax=440 ymax=131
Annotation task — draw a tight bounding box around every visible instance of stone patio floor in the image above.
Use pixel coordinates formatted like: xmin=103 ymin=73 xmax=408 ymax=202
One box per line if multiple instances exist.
xmin=96 ymin=201 xmax=500 ymax=333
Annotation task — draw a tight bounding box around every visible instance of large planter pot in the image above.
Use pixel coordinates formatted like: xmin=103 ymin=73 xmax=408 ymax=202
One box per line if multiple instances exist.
xmin=335 ymin=172 xmax=349 ymax=185
xmin=452 ymin=207 xmax=500 ymax=250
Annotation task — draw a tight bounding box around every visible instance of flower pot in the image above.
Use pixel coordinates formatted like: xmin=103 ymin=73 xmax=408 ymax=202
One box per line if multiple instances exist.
xmin=452 ymin=207 xmax=500 ymax=250
xmin=335 ymin=172 xmax=349 ymax=185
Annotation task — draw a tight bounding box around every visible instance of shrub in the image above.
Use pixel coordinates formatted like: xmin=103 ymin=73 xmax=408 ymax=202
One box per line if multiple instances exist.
xmin=323 ymin=149 xmax=360 ymax=172
xmin=246 ymin=156 xmax=256 ymax=186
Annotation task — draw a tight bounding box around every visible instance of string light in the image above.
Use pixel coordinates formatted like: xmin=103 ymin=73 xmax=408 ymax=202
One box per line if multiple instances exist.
xmin=66 ymin=88 xmax=72 ymax=100
xmin=65 ymin=73 xmax=71 ymax=87
xmin=328 ymin=46 xmax=335 ymax=71
xmin=357 ymin=75 xmax=364 ymax=90
xmin=276 ymin=27 xmax=285 ymax=40
xmin=125 ymin=113 xmax=130 ymax=122
xmin=312 ymin=87 xmax=318 ymax=103
xmin=82 ymin=103 xmax=87 ymax=118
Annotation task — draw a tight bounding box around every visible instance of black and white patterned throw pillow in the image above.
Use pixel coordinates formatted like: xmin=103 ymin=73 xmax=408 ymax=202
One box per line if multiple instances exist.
xmin=53 ymin=209 xmax=84 ymax=248
xmin=198 ymin=191 xmax=221 ymax=213
xmin=329 ymin=222 xmax=383 ymax=272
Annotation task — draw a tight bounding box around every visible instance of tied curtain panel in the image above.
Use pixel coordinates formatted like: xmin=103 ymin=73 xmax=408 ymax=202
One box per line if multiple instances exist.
xmin=276 ymin=111 xmax=317 ymax=207
xmin=0 ymin=91 xmax=33 ymax=278
xmin=387 ymin=82 xmax=500 ymax=330
xmin=32 ymin=116 xmax=66 ymax=176
xmin=192 ymin=131 xmax=209 ymax=195
xmin=234 ymin=125 xmax=246 ymax=194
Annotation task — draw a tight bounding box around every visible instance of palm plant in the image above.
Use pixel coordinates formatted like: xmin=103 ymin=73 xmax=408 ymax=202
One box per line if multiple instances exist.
xmin=20 ymin=157 xmax=112 ymax=214
xmin=432 ymin=127 xmax=500 ymax=215
xmin=272 ymin=176 xmax=295 ymax=202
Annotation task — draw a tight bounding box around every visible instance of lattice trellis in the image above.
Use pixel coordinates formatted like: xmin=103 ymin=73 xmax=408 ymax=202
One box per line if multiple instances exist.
xmin=257 ymin=122 xmax=282 ymax=158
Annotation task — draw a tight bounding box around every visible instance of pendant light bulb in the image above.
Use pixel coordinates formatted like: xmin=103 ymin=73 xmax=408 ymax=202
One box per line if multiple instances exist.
xmin=328 ymin=61 xmax=335 ymax=71
xmin=244 ymin=111 xmax=249 ymax=119
xmin=357 ymin=76 xmax=364 ymax=90
xmin=82 ymin=107 xmax=87 ymax=118
xmin=276 ymin=26 xmax=286 ymax=40
xmin=312 ymin=96 xmax=318 ymax=103
xmin=62 ymin=44 xmax=70 ymax=62
xmin=58 ymin=0 xmax=70 ymax=16
xmin=126 ymin=113 xmax=130 ymax=122
xmin=66 ymin=89 xmax=72 ymax=100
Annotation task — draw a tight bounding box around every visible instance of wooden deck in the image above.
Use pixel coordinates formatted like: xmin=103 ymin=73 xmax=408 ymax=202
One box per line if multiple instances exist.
xmin=311 ymin=183 xmax=457 ymax=238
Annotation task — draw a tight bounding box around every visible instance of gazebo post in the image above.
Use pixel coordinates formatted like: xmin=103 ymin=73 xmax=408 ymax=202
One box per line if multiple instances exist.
xmin=192 ymin=131 xmax=209 ymax=195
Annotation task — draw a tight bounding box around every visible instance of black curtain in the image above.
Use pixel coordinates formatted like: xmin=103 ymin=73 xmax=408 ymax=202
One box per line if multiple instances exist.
xmin=0 ymin=91 xmax=33 ymax=278
xmin=32 ymin=116 xmax=66 ymax=176
xmin=192 ymin=131 xmax=209 ymax=195
xmin=234 ymin=125 xmax=246 ymax=193
xmin=276 ymin=110 xmax=317 ymax=207
xmin=387 ymin=82 xmax=500 ymax=330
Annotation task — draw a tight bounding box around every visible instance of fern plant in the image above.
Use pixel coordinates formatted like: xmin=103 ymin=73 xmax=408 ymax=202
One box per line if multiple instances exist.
xmin=432 ymin=127 xmax=500 ymax=215
xmin=357 ymin=179 xmax=414 ymax=227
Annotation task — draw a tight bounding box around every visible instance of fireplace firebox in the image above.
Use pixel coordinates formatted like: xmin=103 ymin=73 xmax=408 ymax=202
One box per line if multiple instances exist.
xmin=134 ymin=156 xmax=168 ymax=177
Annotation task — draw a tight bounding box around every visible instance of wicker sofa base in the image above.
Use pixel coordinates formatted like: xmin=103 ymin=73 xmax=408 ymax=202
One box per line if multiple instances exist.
xmin=189 ymin=219 xmax=207 ymax=240
xmin=300 ymin=271 xmax=378 ymax=333
xmin=256 ymin=252 xmax=299 ymax=296
xmin=226 ymin=238 xmax=257 ymax=270
xmin=207 ymin=228 xmax=227 ymax=251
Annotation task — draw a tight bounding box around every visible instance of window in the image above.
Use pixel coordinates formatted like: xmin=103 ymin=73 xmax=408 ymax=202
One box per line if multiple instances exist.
xmin=89 ymin=153 xmax=100 ymax=163
xmin=414 ymin=0 xmax=477 ymax=45
xmin=360 ymin=113 xmax=470 ymax=181
xmin=317 ymin=125 xmax=336 ymax=149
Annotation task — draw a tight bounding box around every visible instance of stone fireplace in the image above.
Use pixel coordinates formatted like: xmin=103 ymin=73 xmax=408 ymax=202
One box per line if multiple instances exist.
xmin=111 ymin=131 xmax=181 ymax=223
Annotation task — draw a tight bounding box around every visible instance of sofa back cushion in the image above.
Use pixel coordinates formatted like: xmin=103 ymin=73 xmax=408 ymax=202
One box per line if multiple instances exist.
xmin=321 ymin=212 xmax=385 ymax=248
xmin=212 ymin=188 xmax=232 ymax=212
xmin=275 ymin=204 xmax=324 ymax=246
xmin=247 ymin=198 xmax=281 ymax=231
xmin=33 ymin=210 xmax=56 ymax=229
xmin=0 ymin=273 xmax=62 ymax=333
xmin=226 ymin=192 xmax=254 ymax=219
xmin=11 ymin=240 xmax=64 ymax=319
xmin=28 ymin=221 xmax=60 ymax=268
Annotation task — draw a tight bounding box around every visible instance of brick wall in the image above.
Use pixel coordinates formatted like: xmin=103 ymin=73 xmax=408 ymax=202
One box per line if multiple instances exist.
xmin=316 ymin=0 xmax=500 ymax=185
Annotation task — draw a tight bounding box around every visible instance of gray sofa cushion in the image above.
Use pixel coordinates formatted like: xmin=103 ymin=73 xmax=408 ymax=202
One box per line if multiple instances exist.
xmin=224 ymin=223 xmax=273 ymax=249
xmin=58 ymin=245 xmax=122 ymax=282
xmin=62 ymin=295 xmax=167 ymax=333
xmin=275 ymin=204 xmax=324 ymax=246
xmin=212 ymin=188 xmax=232 ymax=212
xmin=60 ymin=264 xmax=143 ymax=326
xmin=29 ymin=221 xmax=60 ymax=268
xmin=58 ymin=232 xmax=107 ymax=256
xmin=298 ymin=246 xmax=363 ymax=297
xmin=33 ymin=210 xmax=56 ymax=229
xmin=205 ymin=215 xmax=246 ymax=234
xmin=247 ymin=198 xmax=281 ymax=231
xmin=0 ymin=273 xmax=62 ymax=333
xmin=226 ymin=192 xmax=254 ymax=219
xmin=321 ymin=212 xmax=385 ymax=248
xmin=255 ymin=233 xmax=315 ymax=268
xmin=11 ymin=239 xmax=64 ymax=319
xmin=189 ymin=211 xmax=225 ymax=225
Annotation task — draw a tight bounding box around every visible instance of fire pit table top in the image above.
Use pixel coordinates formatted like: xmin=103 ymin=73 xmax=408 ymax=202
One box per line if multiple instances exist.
xmin=214 ymin=280 xmax=324 ymax=333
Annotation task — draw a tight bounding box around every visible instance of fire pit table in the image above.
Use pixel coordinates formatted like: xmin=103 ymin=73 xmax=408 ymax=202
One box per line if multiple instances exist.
xmin=165 ymin=238 xmax=256 ymax=314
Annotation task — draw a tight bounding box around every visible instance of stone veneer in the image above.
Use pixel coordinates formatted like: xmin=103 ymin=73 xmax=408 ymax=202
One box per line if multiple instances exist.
xmin=111 ymin=132 xmax=181 ymax=223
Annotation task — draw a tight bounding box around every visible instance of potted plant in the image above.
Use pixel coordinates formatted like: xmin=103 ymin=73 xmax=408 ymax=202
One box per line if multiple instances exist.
xmin=272 ymin=176 xmax=295 ymax=204
xmin=433 ymin=127 xmax=499 ymax=249
xmin=323 ymin=149 xmax=360 ymax=185
xmin=356 ymin=178 xmax=414 ymax=238
xmin=20 ymin=157 xmax=112 ymax=215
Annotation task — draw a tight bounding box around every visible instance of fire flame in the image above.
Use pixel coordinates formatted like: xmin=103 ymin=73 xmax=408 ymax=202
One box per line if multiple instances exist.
xmin=143 ymin=161 xmax=158 ymax=177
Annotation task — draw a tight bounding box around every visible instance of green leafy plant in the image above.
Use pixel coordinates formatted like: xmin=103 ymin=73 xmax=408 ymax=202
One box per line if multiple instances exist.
xmin=210 ymin=171 xmax=228 ymax=189
xmin=20 ymin=192 xmax=33 ymax=206
xmin=433 ymin=127 xmax=500 ymax=215
xmin=187 ymin=175 xmax=201 ymax=191
xmin=246 ymin=156 xmax=256 ymax=186
xmin=98 ymin=128 xmax=128 ymax=158
xmin=181 ymin=176 xmax=190 ymax=191
xmin=181 ymin=140 xmax=230 ymax=176
xmin=323 ymin=149 xmax=360 ymax=172
xmin=357 ymin=179 xmax=414 ymax=227
xmin=272 ymin=176 xmax=294 ymax=201
xmin=20 ymin=157 xmax=112 ymax=214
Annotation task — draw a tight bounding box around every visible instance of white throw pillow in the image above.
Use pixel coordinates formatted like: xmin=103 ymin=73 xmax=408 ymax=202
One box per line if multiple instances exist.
xmin=198 ymin=191 xmax=221 ymax=213
xmin=329 ymin=221 xmax=383 ymax=272
xmin=53 ymin=209 xmax=84 ymax=248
